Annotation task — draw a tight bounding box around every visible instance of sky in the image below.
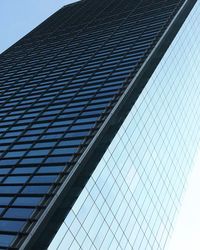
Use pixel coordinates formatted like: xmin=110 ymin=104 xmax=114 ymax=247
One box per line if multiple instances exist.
xmin=168 ymin=150 xmax=200 ymax=250
xmin=0 ymin=1 xmax=200 ymax=249
xmin=0 ymin=0 xmax=78 ymax=54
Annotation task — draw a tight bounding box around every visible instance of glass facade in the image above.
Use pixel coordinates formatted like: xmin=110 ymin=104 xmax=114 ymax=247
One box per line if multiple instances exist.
xmin=49 ymin=1 xmax=200 ymax=250
xmin=0 ymin=0 xmax=196 ymax=249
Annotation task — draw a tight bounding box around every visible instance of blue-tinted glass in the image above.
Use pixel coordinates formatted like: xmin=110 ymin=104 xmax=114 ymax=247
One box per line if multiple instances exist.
xmin=37 ymin=166 xmax=65 ymax=174
xmin=0 ymin=186 xmax=21 ymax=194
xmin=0 ymin=235 xmax=16 ymax=247
xmin=0 ymin=168 xmax=11 ymax=174
xmin=5 ymin=151 xmax=26 ymax=158
xmin=30 ymin=175 xmax=58 ymax=183
xmin=0 ymin=159 xmax=18 ymax=166
xmin=58 ymin=139 xmax=83 ymax=147
xmin=49 ymin=1 xmax=200 ymax=250
xmin=27 ymin=150 xmax=50 ymax=156
xmin=0 ymin=0 xmax=195 ymax=248
xmin=0 ymin=197 xmax=13 ymax=205
xmin=45 ymin=156 xmax=71 ymax=164
xmin=12 ymin=167 xmax=36 ymax=174
xmin=22 ymin=185 xmax=51 ymax=194
xmin=12 ymin=144 xmax=32 ymax=150
xmin=34 ymin=142 xmax=57 ymax=148
xmin=52 ymin=148 xmax=77 ymax=155
xmin=4 ymin=208 xmax=34 ymax=219
xmin=4 ymin=176 xmax=29 ymax=184
xmin=0 ymin=220 xmax=25 ymax=232
xmin=20 ymin=158 xmax=44 ymax=164
xmin=13 ymin=197 xmax=43 ymax=206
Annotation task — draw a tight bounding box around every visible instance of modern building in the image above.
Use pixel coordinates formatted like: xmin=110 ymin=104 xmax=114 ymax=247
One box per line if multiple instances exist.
xmin=0 ymin=0 xmax=199 ymax=249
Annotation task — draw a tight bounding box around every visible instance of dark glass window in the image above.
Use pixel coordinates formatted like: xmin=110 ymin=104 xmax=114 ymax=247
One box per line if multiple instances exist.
xmin=0 ymin=235 xmax=16 ymax=247
xmin=0 ymin=0 xmax=191 ymax=248
xmin=4 ymin=176 xmax=29 ymax=184
xmin=0 ymin=197 xmax=13 ymax=206
xmin=13 ymin=197 xmax=43 ymax=206
xmin=22 ymin=185 xmax=51 ymax=194
xmin=0 ymin=220 xmax=25 ymax=232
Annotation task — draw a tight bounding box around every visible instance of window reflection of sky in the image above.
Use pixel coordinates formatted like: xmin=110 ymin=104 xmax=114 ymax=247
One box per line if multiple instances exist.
xmin=1 ymin=0 xmax=200 ymax=249
xmin=49 ymin=2 xmax=200 ymax=249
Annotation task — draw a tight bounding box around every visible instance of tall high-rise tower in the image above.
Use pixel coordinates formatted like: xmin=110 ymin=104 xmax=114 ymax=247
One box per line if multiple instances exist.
xmin=0 ymin=0 xmax=198 ymax=249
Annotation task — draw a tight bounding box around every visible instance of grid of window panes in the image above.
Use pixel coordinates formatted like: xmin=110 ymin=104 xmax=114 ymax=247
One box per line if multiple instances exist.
xmin=0 ymin=0 xmax=188 ymax=248
xmin=49 ymin=2 xmax=200 ymax=250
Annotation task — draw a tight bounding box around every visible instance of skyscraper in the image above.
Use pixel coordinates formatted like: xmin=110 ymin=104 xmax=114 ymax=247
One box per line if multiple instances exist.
xmin=0 ymin=0 xmax=198 ymax=249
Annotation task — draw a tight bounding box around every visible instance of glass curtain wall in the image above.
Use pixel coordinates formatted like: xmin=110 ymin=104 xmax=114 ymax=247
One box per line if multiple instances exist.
xmin=49 ymin=2 xmax=200 ymax=250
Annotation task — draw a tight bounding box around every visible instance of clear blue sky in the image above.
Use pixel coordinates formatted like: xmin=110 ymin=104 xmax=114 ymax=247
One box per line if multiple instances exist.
xmin=0 ymin=0 xmax=77 ymax=53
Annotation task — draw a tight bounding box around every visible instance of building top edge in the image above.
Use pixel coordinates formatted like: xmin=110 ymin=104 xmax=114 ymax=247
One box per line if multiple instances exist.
xmin=62 ymin=0 xmax=83 ymax=8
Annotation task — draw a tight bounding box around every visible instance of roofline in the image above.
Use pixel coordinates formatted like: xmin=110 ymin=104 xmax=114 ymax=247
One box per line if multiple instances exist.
xmin=62 ymin=0 xmax=83 ymax=9
xmin=0 ymin=1 xmax=82 ymax=57
xmin=19 ymin=0 xmax=197 ymax=249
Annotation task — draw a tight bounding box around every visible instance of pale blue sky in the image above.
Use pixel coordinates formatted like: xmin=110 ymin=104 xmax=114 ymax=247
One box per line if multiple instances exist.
xmin=0 ymin=0 xmax=77 ymax=53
